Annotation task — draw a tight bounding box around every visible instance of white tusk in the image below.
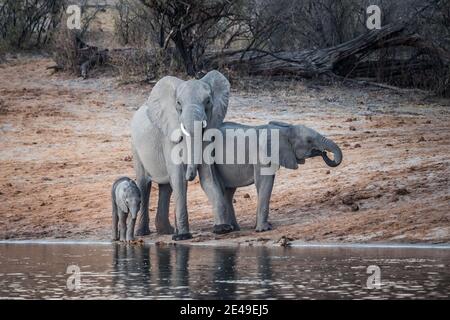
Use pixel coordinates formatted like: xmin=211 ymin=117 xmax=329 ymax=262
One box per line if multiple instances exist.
xmin=202 ymin=120 xmax=207 ymax=128
xmin=180 ymin=123 xmax=191 ymax=137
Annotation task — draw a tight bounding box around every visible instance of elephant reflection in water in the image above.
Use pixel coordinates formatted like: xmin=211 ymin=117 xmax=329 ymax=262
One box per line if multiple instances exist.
xmin=112 ymin=244 xmax=152 ymax=297
xmin=211 ymin=247 xmax=238 ymax=299
xmin=255 ymin=247 xmax=275 ymax=298
xmin=112 ymin=244 xmax=191 ymax=298
xmin=211 ymin=247 xmax=275 ymax=299
xmin=155 ymin=245 xmax=191 ymax=298
xmin=111 ymin=246 xmax=274 ymax=299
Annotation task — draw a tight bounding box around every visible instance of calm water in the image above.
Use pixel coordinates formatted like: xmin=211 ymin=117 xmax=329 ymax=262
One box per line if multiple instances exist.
xmin=0 ymin=243 xmax=449 ymax=299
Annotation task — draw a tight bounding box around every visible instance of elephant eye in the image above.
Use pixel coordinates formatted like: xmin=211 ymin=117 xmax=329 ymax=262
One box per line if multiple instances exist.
xmin=175 ymin=100 xmax=182 ymax=112
xmin=306 ymin=138 xmax=313 ymax=144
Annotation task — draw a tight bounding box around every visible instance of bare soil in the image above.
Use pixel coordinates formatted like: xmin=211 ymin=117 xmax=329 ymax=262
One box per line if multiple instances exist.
xmin=0 ymin=55 xmax=449 ymax=244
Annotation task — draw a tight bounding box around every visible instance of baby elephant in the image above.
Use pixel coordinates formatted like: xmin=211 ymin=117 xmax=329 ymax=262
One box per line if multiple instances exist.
xmin=215 ymin=121 xmax=343 ymax=232
xmin=112 ymin=177 xmax=141 ymax=241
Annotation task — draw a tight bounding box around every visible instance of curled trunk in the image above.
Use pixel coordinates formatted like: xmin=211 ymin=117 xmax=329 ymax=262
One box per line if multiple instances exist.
xmin=320 ymin=137 xmax=342 ymax=167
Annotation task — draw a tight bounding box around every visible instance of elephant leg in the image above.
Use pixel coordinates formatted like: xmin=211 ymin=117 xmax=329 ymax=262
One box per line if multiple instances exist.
xmin=155 ymin=183 xmax=174 ymax=234
xmin=118 ymin=210 xmax=128 ymax=241
xmin=225 ymin=187 xmax=240 ymax=231
xmin=169 ymin=165 xmax=192 ymax=241
xmin=112 ymin=200 xmax=119 ymax=241
xmin=255 ymin=173 xmax=275 ymax=232
xmin=198 ymin=165 xmax=233 ymax=234
xmin=126 ymin=217 xmax=136 ymax=241
xmin=134 ymin=148 xmax=151 ymax=236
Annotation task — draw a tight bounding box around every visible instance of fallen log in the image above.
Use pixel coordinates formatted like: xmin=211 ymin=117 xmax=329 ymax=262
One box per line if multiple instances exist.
xmin=80 ymin=49 xmax=108 ymax=79
xmin=72 ymin=37 xmax=107 ymax=79
xmin=203 ymin=23 xmax=449 ymax=80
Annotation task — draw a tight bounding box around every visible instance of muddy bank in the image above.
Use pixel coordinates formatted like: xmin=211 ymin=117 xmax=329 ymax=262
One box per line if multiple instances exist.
xmin=0 ymin=55 xmax=449 ymax=244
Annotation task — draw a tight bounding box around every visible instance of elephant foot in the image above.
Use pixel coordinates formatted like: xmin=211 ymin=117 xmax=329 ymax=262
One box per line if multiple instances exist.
xmin=231 ymin=224 xmax=241 ymax=232
xmin=156 ymin=224 xmax=175 ymax=235
xmin=255 ymin=222 xmax=273 ymax=232
xmin=172 ymin=233 xmax=193 ymax=241
xmin=213 ymin=224 xmax=233 ymax=234
xmin=135 ymin=227 xmax=151 ymax=236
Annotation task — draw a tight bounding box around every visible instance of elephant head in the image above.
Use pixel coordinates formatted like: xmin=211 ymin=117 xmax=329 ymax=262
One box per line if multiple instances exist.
xmin=269 ymin=121 xmax=343 ymax=169
xmin=146 ymin=70 xmax=230 ymax=181
xmin=126 ymin=195 xmax=141 ymax=220
xmin=123 ymin=183 xmax=141 ymax=220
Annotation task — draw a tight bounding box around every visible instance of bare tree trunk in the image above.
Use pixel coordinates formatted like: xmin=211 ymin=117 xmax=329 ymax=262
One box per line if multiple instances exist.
xmin=173 ymin=30 xmax=195 ymax=76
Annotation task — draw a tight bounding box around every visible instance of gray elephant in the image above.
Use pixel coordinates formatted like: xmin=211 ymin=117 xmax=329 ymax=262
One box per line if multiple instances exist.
xmin=214 ymin=121 xmax=343 ymax=231
xmin=153 ymin=120 xmax=343 ymax=233
xmin=112 ymin=177 xmax=141 ymax=241
xmin=131 ymin=71 xmax=232 ymax=240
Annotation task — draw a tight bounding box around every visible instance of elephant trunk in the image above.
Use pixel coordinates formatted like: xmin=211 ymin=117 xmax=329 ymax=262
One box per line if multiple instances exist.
xmin=180 ymin=105 xmax=207 ymax=181
xmin=180 ymin=104 xmax=207 ymax=136
xmin=319 ymin=136 xmax=342 ymax=167
xmin=129 ymin=203 xmax=140 ymax=220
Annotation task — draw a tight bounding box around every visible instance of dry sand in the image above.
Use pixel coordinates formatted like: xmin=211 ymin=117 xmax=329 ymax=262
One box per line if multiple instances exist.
xmin=0 ymin=55 xmax=449 ymax=245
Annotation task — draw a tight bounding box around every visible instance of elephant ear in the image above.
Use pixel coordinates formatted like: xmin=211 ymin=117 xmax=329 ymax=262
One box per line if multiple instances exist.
xmin=201 ymin=70 xmax=230 ymax=128
xmin=146 ymin=76 xmax=184 ymax=142
xmin=269 ymin=120 xmax=291 ymax=128
xmin=271 ymin=124 xmax=298 ymax=170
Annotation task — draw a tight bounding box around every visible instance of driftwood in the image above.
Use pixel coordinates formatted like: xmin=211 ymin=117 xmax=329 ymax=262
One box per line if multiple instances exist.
xmin=73 ymin=37 xmax=108 ymax=79
xmin=79 ymin=48 xmax=108 ymax=79
xmin=52 ymin=23 xmax=448 ymax=94
xmin=49 ymin=36 xmax=108 ymax=79
xmin=203 ymin=24 xmax=450 ymax=80
xmin=331 ymin=74 xmax=430 ymax=95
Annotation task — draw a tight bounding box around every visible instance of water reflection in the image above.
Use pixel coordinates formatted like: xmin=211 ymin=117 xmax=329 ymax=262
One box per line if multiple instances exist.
xmin=0 ymin=243 xmax=449 ymax=299
xmin=257 ymin=247 xmax=275 ymax=298
xmin=112 ymin=244 xmax=152 ymax=298
xmin=213 ymin=247 xmax=238 ymax=299
xmin=173 ymin=245 xmax=190 ymax=296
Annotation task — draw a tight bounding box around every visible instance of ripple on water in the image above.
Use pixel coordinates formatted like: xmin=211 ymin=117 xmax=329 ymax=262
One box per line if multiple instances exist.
xmin=0 ymin=244 xmax=448 ymax=299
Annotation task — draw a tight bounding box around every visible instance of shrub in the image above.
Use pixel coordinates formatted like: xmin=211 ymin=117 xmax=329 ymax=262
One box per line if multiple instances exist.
xmin=110 ymin=47 xmax=174 ymax=84
xmin=0 ymin=0 xmax=64 ymax=49
xmin=50 ymin=23 xmax=80 ymax=73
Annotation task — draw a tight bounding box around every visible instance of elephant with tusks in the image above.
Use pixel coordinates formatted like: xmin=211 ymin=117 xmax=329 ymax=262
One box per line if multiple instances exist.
xmin=153 ymin=120 xmax=343 ymax=233
xmin=131 ymin=71 xmax=234 ymax=240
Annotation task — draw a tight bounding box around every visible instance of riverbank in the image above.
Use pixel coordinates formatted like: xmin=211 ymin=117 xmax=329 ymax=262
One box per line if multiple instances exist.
xmin=1 ymin=239 xmax=450 ymax=249
xmin=0 ymin=55 xmax=449 ymax=244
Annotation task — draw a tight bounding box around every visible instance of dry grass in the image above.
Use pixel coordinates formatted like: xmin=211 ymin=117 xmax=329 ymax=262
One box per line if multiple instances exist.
xmin=110 ymin=47 xmax=173 ymax=84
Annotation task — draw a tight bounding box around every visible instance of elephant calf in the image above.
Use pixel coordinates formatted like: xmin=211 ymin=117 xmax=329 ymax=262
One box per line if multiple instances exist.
xmin=112 ymin=177 xmax=141 ymax=241
xmin=215 ymin=121 xmax=343 ymax=232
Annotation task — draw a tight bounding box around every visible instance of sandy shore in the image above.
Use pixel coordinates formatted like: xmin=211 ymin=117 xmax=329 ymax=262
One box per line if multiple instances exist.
xmin=0 ymin=55 xmax=449 ymax=244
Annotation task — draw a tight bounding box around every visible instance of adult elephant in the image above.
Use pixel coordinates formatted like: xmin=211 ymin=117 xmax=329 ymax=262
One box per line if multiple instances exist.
xmin=131 ymin=71 xmax=232 ymax=240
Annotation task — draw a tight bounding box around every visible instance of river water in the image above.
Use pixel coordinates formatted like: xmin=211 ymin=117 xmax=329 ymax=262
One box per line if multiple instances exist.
xmin=0 ymin=243 xmax=448 ymax=299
